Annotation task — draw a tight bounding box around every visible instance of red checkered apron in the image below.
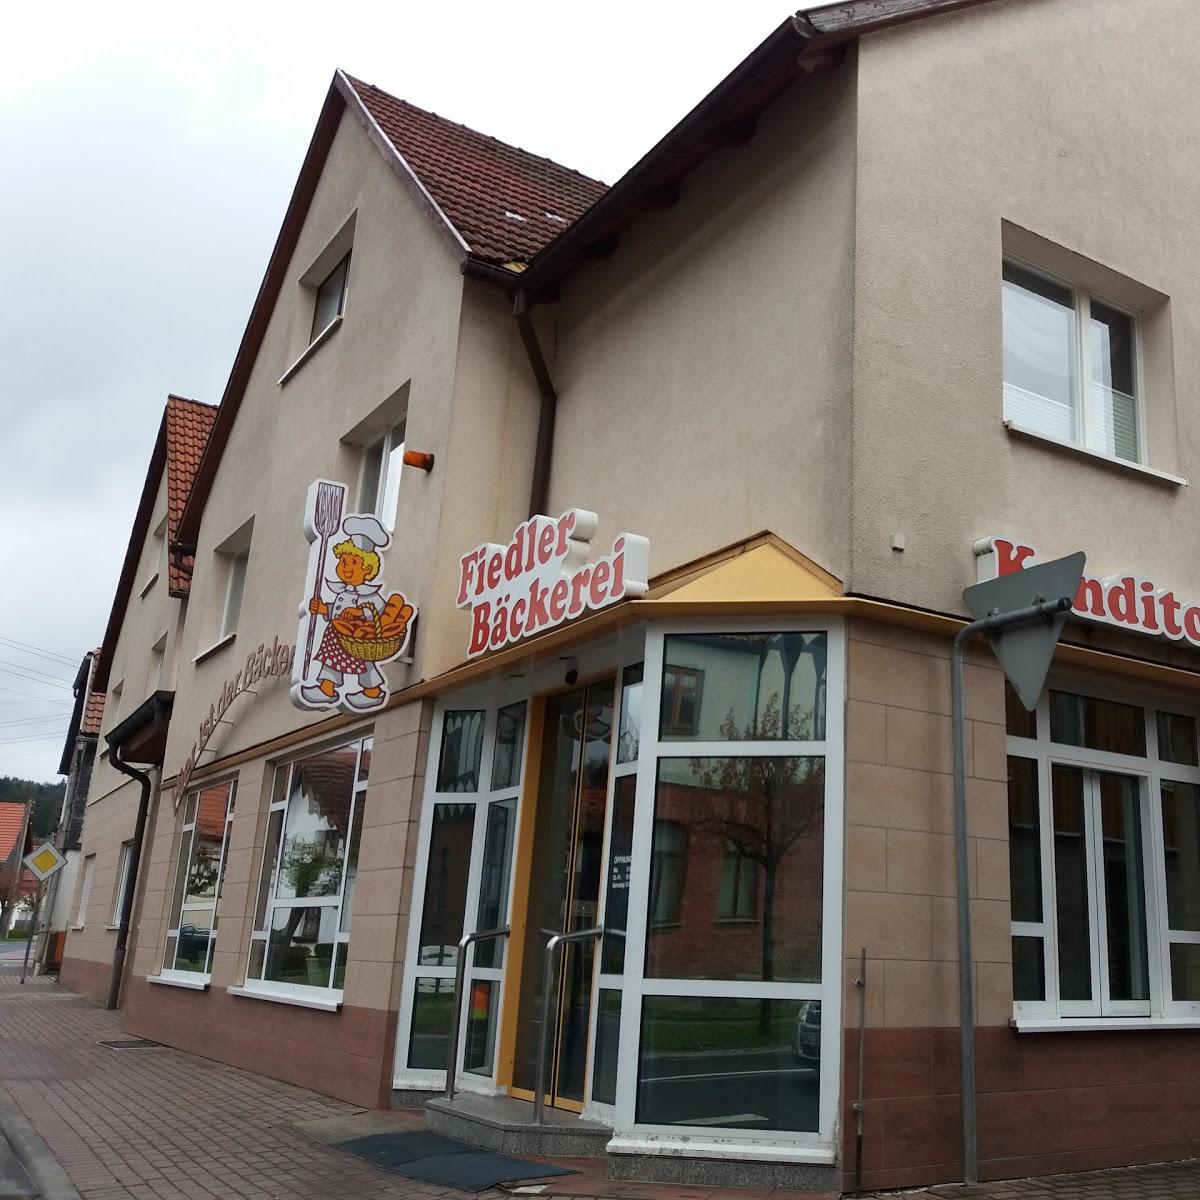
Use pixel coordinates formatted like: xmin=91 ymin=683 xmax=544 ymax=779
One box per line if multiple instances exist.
xmin=315 ymin=623 xmax=367 ymax=675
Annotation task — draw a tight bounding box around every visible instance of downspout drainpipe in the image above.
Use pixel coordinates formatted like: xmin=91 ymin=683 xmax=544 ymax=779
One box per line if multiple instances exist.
xmin=106 ymin=747 xmax=153 ymax=1011
xmin=512 ymin=289 xmax=558 ymax=519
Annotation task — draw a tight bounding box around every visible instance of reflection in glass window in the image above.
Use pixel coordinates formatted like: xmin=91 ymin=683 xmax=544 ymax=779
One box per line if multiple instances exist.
xmin=660 ymin=633 xmax=827 ymax=742
xmin=1007 ymin=757 xmax=1042 ymax=924
xmin=617 ymin=664 xmax=643 ymax=764
xmin=637 ymin=996 xmax=817 ymax=1131
xmin=1158 ymin=712 xmax=1199 ymax=766
xmin=648 ymin=821 xmax=687 ymax=926
xmin=601 ymin=777 xmax=636 ymax=974
xmin=1049 ymin=690 xmax=1145 ymax=757
xmin=591 ymin=989 xmax=622 ymax=1105
xmin=163 ymin=780 xmax=235 ymax=976
xmin=418 ymin=803 xmax=476 ymax=965
xmin=1052 ymin=766 xmax=1092 ymax=1001
xmin=646 ymin=756 xmax=824 ymax=982
xmin=437 ymin=711 xmax=486 ymax=792
xmin=463 ymin=979 xmax=499 ymax=1075
xmin=474 ymin=799 xmax=515 ymax=968
xmin=717 ymin=838 xmax=758 ymax=921
xmin=490 ymin=703 xmax=527 ymax=790
xmin=1162 ymin=780 xmax=1200 ymax=933
xmin=246 ymin=738 xmax=368 ymax=992
xmin=408 ymin=978 xmax=455 ymax=1069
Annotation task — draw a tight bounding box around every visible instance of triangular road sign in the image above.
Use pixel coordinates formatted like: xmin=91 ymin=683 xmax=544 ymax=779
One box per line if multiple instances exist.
xmin=962 ymin=551 xmax=1086 ymax=711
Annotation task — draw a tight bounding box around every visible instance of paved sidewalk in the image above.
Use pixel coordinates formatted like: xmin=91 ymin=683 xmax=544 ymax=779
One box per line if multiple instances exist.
xmin=900 ymin=1158 xmax=1200 ymax=1200
xmin=0 ymin=964 xmax=506 ymax=1200
xmin=4 ymin=963 xmax=1200 ymax=1200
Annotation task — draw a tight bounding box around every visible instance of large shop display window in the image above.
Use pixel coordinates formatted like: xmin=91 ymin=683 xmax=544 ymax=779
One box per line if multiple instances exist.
xmin=1007 ymin=681 xmax=1200 ymax=1022
xmin=243 ymin=736 xmax=370 ymax=998
xmin=395 ymin=621 xmax=844 ymax=1157
xmin=160 ymin=779 xmax=236 ymax=980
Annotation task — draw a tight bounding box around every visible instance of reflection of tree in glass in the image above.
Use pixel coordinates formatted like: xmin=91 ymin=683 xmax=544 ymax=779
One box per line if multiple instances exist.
xmin=281 ymin=838 xmax=344 ymax=899
xmin=689 ymin=694 xmax=824 ymax=1027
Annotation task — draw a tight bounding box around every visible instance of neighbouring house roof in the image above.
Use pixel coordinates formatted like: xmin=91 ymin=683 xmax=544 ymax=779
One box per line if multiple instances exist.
xmin=173 ymin=0 xmax=1000 ymax=555
xmin=92 ymin=397 xmax=217 ymax=692
xmin=167 ymin=396 xmax=219 ymax=593
xmin=347 ymin=77 xmax=607 ymax=267
xmin=0 ymin=803 xmax=30 ymax=870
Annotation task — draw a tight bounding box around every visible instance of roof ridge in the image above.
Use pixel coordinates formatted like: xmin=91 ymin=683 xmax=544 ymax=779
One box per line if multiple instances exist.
xmin=342 ymin=73 xmax=608 ymax=189
xmin=166 ymin=393 xmax=218 ymax=410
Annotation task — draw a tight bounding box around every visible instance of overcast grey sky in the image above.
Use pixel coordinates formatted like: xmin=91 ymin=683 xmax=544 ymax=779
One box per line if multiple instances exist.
xmin=1 ymin=0 xmax=822 ymax=781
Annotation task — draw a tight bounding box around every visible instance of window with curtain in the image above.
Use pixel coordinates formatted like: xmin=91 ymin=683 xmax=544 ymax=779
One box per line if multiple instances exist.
xmin=1002 ymin=260 xmax=1141 ymax=463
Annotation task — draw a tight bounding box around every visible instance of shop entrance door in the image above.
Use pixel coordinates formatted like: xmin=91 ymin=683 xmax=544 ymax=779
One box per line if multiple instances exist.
xmin=510 ymin=679 xmax=615 ymax=1109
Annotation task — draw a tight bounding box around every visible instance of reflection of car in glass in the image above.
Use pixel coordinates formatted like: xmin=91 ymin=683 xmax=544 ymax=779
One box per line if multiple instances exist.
xmin=177 ymin=925 xmax=210 ymax=966
xmin=792 ymin=1000 xmax=821 ymax=1065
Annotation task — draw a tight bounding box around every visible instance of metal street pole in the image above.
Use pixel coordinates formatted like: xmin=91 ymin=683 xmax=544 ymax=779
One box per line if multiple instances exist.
xmin=952 ymin=595 xmax=1071 ymax=1184
xmin=19 ymin=882 xmax=44 ymax=985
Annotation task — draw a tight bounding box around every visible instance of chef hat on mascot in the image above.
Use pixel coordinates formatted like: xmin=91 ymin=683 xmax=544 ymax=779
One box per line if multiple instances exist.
xmin=343 ymin=514 xmax=391 ymax=554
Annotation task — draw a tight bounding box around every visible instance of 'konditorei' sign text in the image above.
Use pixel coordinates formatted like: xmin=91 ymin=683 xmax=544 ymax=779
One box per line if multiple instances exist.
xmin=978 ymin=535 xmax=1200 ymax=647
xmin=457 ymin=509 xmax=650 ymax=658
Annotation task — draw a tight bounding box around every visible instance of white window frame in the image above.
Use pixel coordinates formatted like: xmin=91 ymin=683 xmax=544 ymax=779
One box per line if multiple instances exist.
xmin=108 ymin=841 xmax=134 ymax=929
xmin=393 ymin=619 xmax=846 ymax=1165
xmin=357 ymin=420 xmax=407 ymax=532
xmin=1002 ymin=256 xmax=1146 ymax=466
xmin=157 ymin=780 xmax=236 ymax=982
xmin=74 ymin=854 xmax=95 ymax=929
xmin=240 ymin=735 xmax=370 ymax=1003
xmin=1008 ymin=675 xmax=1200 ymax=1027
xmin=220 ymin=549 xmax=249 ymax=639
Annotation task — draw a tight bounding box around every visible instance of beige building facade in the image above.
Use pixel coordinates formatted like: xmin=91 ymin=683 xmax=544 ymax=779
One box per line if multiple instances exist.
xmin=67 ymin=0 xmax=1200 ymax=1191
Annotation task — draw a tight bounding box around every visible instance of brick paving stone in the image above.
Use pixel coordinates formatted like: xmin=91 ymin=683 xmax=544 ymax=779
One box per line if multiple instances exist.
xmin=0 ymin=964 xmax=512 ymax=1200
xmin=7 ymin=965 xmax=1200 ymax=1200
xmin=897 ymin=1157 xmax=1200 ymax=1200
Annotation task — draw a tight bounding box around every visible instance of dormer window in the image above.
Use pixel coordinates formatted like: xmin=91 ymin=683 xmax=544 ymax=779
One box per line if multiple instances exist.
xmin=311 ymin=253 xmax=350 ymax=343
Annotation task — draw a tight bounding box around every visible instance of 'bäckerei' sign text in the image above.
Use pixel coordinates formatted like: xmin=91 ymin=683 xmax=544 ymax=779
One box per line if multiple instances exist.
xmin=457 ymin=510 xmax=650 ymax=658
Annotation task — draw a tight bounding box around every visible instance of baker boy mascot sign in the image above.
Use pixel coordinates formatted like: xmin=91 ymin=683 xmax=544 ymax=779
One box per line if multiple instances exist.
xmin=291 ymin=478 xmax=417 ymax=714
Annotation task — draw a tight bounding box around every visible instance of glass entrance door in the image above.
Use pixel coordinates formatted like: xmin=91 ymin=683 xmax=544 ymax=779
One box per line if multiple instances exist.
xmin=511 ymin=679 xmax=615 ymax=1107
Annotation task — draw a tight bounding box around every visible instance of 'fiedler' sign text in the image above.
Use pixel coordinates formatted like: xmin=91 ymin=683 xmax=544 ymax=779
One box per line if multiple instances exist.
xmin=457 ymin=509 xmax=649 ymax=658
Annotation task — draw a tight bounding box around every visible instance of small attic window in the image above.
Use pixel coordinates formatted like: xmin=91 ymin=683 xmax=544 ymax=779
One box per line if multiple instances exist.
xmin=504 ymin=210 xmax=528 ymax=223
xmin=311 ymin=253 xmax=351 ymax=342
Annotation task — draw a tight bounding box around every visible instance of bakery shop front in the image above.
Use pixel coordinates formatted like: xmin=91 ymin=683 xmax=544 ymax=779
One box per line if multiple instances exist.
xmin=390 ymin=516 xmax=846 ymax=1185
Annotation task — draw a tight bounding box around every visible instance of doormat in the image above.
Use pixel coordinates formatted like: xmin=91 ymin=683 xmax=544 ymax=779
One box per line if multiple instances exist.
xmin=96 ymin=1038 xmax=159 ymax=1050
xmin=336 ymin=1130 xmax=574 ymax=1192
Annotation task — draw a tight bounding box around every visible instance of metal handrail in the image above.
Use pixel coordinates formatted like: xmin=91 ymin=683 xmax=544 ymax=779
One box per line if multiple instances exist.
xmin=445 ymin=926 xmax=510 ymax=1101
xmin=533 ymin=926 xmax=604 ymax=1126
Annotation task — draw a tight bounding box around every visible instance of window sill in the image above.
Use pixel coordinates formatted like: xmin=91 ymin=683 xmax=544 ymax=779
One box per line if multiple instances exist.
xmin=193 ymin=633 xmax=236 ymax=665
xmin=147 ymin=973 xmax=209 ymax=991
xmin=227 ymin=983 xmax=342 ymax=1013
xmin=1004 ymin=420 xmax=1188 ymax=487
xmin=1012 ymin=1016 xmax=1200 ymax=1033
xmin=138 ymin=572 xmax=159 ymax=599
xmin=278 ymin=316 xmax=342 ymax=386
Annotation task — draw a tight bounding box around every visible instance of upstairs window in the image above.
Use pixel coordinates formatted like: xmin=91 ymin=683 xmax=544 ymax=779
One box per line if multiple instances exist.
xmin=1002 ymin=259 xmax=1141 ymax=463
xmin=220 ymin=550 xmax=248 ymax=639
xmin=357 ymin=419 xmax=406 ymax=531
xmin=311 ymin=253 xmax=350 ymax=343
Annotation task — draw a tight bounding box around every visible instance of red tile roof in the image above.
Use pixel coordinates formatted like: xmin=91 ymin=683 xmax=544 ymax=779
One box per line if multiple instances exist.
xmin=165 ymin=396 xmax=218 ymax=594
xmin=79 ymin=649 xmax=105 ymax=737
xmin=0 ymin=803 xmax=29 ymax=869
xmin=346 ymin=76 xmax=608 ymax=266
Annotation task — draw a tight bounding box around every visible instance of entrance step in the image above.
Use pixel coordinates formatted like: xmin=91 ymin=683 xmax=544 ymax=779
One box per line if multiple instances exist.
xmin=607 ymin=1149 xmax=840 ymax=1192
xmin=424 ymin=1093 xmax=611 ymax=1158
